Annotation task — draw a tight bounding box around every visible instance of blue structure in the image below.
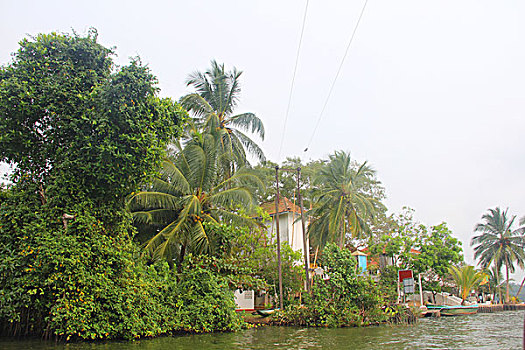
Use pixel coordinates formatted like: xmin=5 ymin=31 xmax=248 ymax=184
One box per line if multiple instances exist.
xmin=352 ymin=250 xmax=367 ymax=275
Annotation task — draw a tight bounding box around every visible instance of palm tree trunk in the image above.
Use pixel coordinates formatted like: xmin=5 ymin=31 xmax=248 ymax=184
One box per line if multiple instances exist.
xmin=496 ymin=268 xmax=502 ymax=304
xmin=505 ymin=258 xmax=510 ymax=303
xmin=515 ymin=276 xmax=525 ymax=299
xmin=339 ymin=223 xmax=344 ymax=248
xmin=178 ymin=244 xmax=186 ymax=273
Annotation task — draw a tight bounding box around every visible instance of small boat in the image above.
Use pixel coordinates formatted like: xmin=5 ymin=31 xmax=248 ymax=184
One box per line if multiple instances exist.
xmin=426 ymin=304 xmax=479 ymax=316
xmin=256 ymin=308 xmax=279 ymax=317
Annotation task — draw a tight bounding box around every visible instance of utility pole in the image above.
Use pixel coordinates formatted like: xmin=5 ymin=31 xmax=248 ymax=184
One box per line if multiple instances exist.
xmin=274 ymin=166 xmax=284 ymax=310
xmin=296 ymin=167 xmax=310 ymax=293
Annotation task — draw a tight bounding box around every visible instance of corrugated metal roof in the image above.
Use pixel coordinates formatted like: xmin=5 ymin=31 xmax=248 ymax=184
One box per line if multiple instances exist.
xmin=260 ymin=197 xmax=302 ymax=215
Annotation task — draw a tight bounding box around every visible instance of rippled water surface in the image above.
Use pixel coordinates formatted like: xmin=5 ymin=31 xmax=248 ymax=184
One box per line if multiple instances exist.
xmin=1 ymin=310 xmax=523 ymax=350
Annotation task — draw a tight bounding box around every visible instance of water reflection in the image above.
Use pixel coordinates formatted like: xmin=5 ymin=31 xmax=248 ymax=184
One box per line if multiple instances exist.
xmin=0 ymin=310 xmax=522 ymax=350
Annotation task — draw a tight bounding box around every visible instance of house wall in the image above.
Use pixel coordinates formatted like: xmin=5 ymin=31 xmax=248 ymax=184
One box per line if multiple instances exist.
xmin=234 ymin=289 xmax=255 ymax=310
xmin=269 ymin=212 xmax=310 ymax=266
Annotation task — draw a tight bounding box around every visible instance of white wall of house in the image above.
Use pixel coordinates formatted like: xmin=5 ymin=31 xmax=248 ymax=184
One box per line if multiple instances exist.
xmin=234 ymin=289 xmax=254 ymax=310
xmin=234 ymin=208 xmax=311 ymax=310
xmin=268 ymin=212 xmax=310 ymax=266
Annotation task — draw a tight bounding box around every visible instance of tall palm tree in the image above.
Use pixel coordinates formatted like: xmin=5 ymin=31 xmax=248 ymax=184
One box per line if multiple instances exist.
xmin=514 ymin=215 xmax=525 ymax=299
xmin=181 ymin=60 xmax=265 ymax=177
xmin=307 ymin=151 xmax=384 ymax=248
xmin=127 ymin=133 xmax=263 ymax=269
xmin=482 ymin=266 xmax=504 ymax=304
xmin=471 ymin=207 xmax=525 ymax=303
xmin=448 ymin=265 xmax=483 ymax=304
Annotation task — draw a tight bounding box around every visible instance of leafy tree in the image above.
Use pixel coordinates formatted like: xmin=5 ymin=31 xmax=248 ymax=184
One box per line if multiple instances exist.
xmin=128 ymin=134 xmax=263 ymax=268
xmin=411 ymin=223 xmax=463 ymax=286
xmin=0 ymin=30 xmax=186 ymax=340
xmin=308 ymin=151 xmax=385 ymax=248
xmin=448 ymin=265 xmax=483 ymax=304
xmin=471 ymin=207 xmax=525 ymax=303
xmin=181 ymin=60 xmax=265 ymax=177
xmin=369 ymin=209 xmax=463 ymax=294
xmin=369 ymin=208 xmax=423 ymax=268
xmin=253 ymin=157 xmax=324 ymax=207
xmin=0 ymin=31 xmax=183 ymax=219
xmin=377 ymin=265 xmax=399 ymax=304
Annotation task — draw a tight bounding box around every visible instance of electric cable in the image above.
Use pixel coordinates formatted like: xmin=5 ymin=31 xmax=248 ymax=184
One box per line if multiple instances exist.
xmin=277 ymin=0 xmax=310 ymax=162
xmin=303 ymin=0 xmax=369 ymax=153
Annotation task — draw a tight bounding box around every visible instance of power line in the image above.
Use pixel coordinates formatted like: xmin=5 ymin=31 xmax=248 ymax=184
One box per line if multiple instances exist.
xmin=277 ymin=0 xmax=310 ymax=162
xmin=304 ymin=0 xmax=369 ymax=153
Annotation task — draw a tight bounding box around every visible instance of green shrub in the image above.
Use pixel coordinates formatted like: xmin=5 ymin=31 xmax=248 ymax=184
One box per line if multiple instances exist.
xmin=173 ymin=255 xmax=244 ymax=333
xmin=0 ymin=188 xmax=244 ymax=340
xmin=378 ymin=265 xmax=399 ymax=304
xmin=274 ymin=244 xmax=386 ymax=327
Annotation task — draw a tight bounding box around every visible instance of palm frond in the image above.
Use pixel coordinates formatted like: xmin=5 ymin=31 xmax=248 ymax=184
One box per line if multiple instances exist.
xmin=158 ymin=158 xmax=191 ymax=194
xmin=209 ymin=187 xmax=254 ymax=208
xmin=131 ymin=209 xmax=177 ymax=225
xmin=228 ymin=112 xmax=265 ymax=139
xmin=232 ymin=129 xmax=266 ymax=162
xmin=128 ymin=192 xmax=180 ymax=211
xmin=180 ymin=93 xmax=215 ymax=118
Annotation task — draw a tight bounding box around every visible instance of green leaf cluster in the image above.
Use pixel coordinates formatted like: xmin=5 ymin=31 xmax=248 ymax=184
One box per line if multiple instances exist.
xmin=274 ymin=244 xmax=386 ymax=327
xmin=172 ymin=254 xmax=244 ymax=333
xmin=0 ymin=30 xmax=247 ymax=341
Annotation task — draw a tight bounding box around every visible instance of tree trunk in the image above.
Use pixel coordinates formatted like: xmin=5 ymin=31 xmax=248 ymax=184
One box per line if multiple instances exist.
xmin=496 ymin=268 xmax=502 ymax=304
xmin=178 ymin=244 xmax=186 ymax=274
xmin=505 ymin=258 xmax=510 ymax=304
xmin=339 ymin=221 xmax=344 ymax=248
xmin=515 ymin=275 xmax=525 ymax=299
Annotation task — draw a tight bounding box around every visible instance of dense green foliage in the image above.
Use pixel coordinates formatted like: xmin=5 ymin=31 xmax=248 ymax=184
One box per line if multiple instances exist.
xmin=0 ymin=186 xmax=169 ymax=340
xmin=0 ymin=31 xmax=245 ymax=341
xmin=200 ymin=221 xmax=303 ymax=303
xmin=128 ymin=134 xmax=263 ymax=267
xmin=170 ymin=255 xmax=244 ymax=333
xmin=0 ymin=31 xmax=184 ymax=219
xmin=230 ymin=231 xmax=303 ymax=302
xmin=274 ymin=244 xmax=386 ymax=327
xmin=369 ymin=209 xmax=463 ymax=293
xmin=377 ymin=265 xmax=399 ymax=304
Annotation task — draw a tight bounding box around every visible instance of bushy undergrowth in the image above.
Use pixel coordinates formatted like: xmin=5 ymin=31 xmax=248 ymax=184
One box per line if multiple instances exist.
xmin=0 ymin=187 xmax=242 ymax=341
xmin=273 ymin=244 xmax=388 ymax=327
xmin=0 ymin=31 xmax=244 ymax=341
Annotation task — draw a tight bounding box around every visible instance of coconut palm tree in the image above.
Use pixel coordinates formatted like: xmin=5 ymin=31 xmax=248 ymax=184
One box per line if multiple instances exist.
xmin=514 ymin=215 xmax=525 ymax=299
xmin=481 ymin=266 xmax=504 ymax=304
xmin=448 ymin=265 xmax=483 ymax=304
xmin=307 ymin=151 xmax=384 ymax=248
xmin=471 ymin=208 xmax=525 ymax=303
xmin=127 ymin=133 xmax=263 ymax=269
xmin=181 ymin=60 xmax=265 ymax=177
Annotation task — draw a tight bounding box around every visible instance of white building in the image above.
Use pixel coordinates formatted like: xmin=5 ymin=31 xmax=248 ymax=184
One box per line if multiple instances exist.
xmin=262 ymin=197 xmax=310 ymax=260
xmin=233 ymin=197 xmax=310 ymax=311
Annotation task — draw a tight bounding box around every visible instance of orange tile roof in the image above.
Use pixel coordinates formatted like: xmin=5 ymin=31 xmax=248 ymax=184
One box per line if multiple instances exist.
xmin=261 ymin=197 xmax=302 ymax=215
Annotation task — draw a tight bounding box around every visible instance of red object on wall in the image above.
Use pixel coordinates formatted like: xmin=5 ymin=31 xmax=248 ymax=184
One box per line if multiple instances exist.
xmin=398 ymin=269 xmax=413 ymax=282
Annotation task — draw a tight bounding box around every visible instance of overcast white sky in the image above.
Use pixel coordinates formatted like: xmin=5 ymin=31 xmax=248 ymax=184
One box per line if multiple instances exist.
xmin=1 ymin=0 xmax=524 ymax=280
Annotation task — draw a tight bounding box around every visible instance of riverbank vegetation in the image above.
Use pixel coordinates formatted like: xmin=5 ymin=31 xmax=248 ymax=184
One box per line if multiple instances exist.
xmin=471 ymin=207 xmax=525 ymax=304
xmin=272 ymin=244 xmax=414 ymax=327
xmin=1 ymin=30 xmax=524 ymax=341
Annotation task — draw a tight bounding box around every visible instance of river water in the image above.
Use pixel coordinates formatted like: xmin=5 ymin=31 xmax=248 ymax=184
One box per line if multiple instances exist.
xmin=1 ymin=310 xmax=523 ymax=350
